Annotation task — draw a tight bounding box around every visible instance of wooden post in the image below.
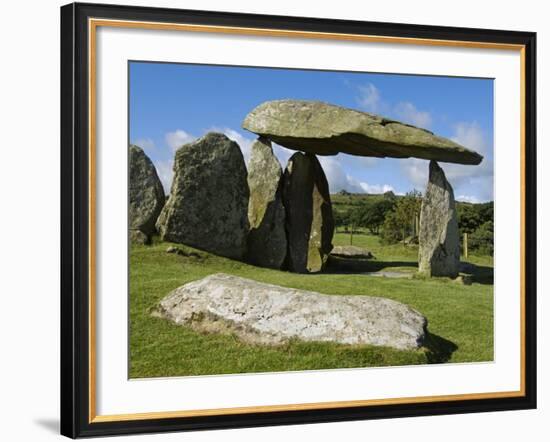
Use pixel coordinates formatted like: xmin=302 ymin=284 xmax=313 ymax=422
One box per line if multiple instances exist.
xmin=463 ymin=232 xmax=468 ymax=258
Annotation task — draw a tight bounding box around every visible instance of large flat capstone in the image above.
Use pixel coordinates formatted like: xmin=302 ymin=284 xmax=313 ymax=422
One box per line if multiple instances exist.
xmin=153 ymin=273 xmax=427 ymax=350
xmin=243 ymin=100 xmax=483 ymax=165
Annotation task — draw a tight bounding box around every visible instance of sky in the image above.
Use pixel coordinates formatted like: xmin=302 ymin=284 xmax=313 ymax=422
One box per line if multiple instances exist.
xmin=129 ymin=62 xmax=494 ymax=203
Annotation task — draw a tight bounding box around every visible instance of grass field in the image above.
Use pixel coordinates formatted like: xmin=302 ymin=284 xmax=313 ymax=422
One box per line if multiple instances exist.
xmin=129 ymin=230 xmax=493 ymax=378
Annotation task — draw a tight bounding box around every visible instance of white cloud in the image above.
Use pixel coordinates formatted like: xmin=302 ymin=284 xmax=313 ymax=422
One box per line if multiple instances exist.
xmin=356 ymin=83 xmax=382 ymax=113
xmin=451 ymin=121 xmax=487 ymax=153
xmin=401 ymin=158 xmax=429 ymax=189
xmin=154 ymin=159 xmax=174 ymax=194
xmin=165 ymin=129 xmax=196 ymax=152
xmin=457 ymin=195 xmax=481 ymax=204
xmin=359 ymin=182 xmax=395 ymax=194
xmin=401 ymin=121 xmax=493 ymax=201
xmin=131 ymin=138 xmax=155 ymax=151
xmin=272 ymin=143 xmax=293 ymax=169
xmin=393 ymin=101 xmax=432 ymax=128
xmin=317 ymin=156 xmax=393 ymax=195
xmin=355 ymin=83 xmax=432 ymax=130
xmin=317 ymin=157 xmax=360 ymax=193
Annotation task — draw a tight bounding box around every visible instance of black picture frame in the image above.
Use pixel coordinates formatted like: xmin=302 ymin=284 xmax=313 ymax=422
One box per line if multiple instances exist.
xmin=60 ymin=2 xmax=537 ymax=438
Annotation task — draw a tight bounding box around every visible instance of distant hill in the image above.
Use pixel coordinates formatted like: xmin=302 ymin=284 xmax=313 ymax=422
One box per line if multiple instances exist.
xmin=331 ymin=191 xmax=398 ymax=214
xmin=331 ymin=191 xmax=493 ymax=215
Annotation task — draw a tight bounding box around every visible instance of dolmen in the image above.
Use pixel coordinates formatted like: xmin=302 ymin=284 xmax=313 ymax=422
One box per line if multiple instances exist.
xmin=243 ymin=99 xmax=483 ymax=278
xmin=137 ymin=99 xmax=482 ymax=278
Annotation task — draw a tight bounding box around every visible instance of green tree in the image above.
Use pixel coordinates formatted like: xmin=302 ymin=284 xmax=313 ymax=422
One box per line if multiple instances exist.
xmin=469 ymin=220 xmax=494 ymax=256
xmin=380 ymin=190 xmax=422 ymax=244
xmin=457 ymin=204 xmax=482 ymax=234
xmin=358 ymin=199 xmax=395 ymax=234
xmin=333 ymin=210 xmax=348 ymax=227
xmin=457 ymin=201 xmax=494 ymax=256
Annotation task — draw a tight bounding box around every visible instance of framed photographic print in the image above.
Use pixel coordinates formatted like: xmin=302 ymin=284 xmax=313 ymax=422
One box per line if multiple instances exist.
xmin=60 ymin=2 xmax=537 ymax=438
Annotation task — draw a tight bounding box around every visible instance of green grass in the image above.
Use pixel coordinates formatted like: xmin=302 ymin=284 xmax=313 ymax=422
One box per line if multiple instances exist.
xmin=129 ymin=233 xmax=493 ymax=378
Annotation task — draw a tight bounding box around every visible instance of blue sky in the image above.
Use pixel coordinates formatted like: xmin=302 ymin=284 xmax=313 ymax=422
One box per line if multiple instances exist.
xmin=130 ymin=62 xmax=494 ymax=203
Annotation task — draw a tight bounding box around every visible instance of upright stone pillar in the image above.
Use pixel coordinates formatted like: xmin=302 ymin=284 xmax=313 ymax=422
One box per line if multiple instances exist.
xmin=156 ymin=132 xmax=249 ymax=260
xmin=418 ymin=160 xmax=460 ymax=277
xmin=246 ymin=137 xmax=287 ymax=269
xmin=129 ymin=145 xmax=165 ymax=244
xmin=283 ymin=152 xmax=334 ymax=273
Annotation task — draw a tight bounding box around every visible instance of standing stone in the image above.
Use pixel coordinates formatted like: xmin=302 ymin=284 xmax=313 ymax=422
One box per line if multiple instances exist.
xmin=129 ymin=229 xmax=151 ymax=245
xmin=129 ymin=145 xmax=165 ymax=241
xmin=156 ymin=132 xmax=249 ymax=260
xmin=283 ymin=152 xmax=334 ymax=273
xmin=418 ymin=161 xmax=460 ymax=277
xmin=246 ymin=137 xmax=287 ymax=269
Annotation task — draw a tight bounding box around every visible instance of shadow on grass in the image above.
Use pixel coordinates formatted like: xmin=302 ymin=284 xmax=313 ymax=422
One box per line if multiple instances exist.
xmin=460 ymin=262 xmax=494 ymax=285
xmin=423 ymin=332 xmax=458 ymax=363
xmin=325 ymin=256 xmax=418 ymax=274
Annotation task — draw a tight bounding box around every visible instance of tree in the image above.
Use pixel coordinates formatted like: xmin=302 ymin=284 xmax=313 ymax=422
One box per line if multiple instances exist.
xmin=380 ymin=211 xmax=402 ymax=244
xmin=359 ymin=199 xmax=395 ymax=234
xmin=332 ymin=210 xmax=348 ymax=228
xmin=457 ymin=201 xmax=494 ymax=256
xmin=458 ymin=202 xmax=493 ymax=234
xmin=469 ymin=220 xmax=494 ymax=256
xmin=457 ymin=204 xmax=482 ymax=234
xmin=380 ymin=190 xmax=422 ymax=244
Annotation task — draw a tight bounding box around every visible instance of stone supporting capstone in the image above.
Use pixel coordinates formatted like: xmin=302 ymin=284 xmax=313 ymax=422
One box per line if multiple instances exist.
xmin=418 ymin=160 xmax=460 ymax=278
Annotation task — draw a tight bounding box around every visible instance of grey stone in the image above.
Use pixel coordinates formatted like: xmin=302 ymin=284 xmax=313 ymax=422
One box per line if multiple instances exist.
xmin=246 ymin=137 xmax=287 ymax=269
xmin=453 ymin=274 xmax=473 ymax=285
xmin=166 ymin=246 xmax=201 ymax=258
xmin=153 ymin=273 xmax=427 ymax=350
xmin=243 ymin=100 xmax=483 ymax=165
xmin=129 ymin=229 xmax=150 ymax=245
xmin=129 ymin=145 xmax=165 ymax=236
xmin=283 ymin=152 xmax=334 ymax=273
xmin=418 ymin=161 xmax=460 ymax=277
xmin=156 ymin=132 xmax=249 ymax=260
xmin=330 ymin=245 xmax=373 ymax=260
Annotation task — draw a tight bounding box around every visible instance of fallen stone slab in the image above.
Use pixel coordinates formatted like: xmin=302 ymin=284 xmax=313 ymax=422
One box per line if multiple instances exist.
xmin=152 ymin=273 xmax=427 ymax=350
xmin=166 ymin=246 xmax=201 ymax=258
xmin=364 ymin=271 xmax=413 ymax=279
xmin=243 ymin=100 xmax=483 ymax=165
xmin=330 ymin=245 xmax=373 ymax=260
